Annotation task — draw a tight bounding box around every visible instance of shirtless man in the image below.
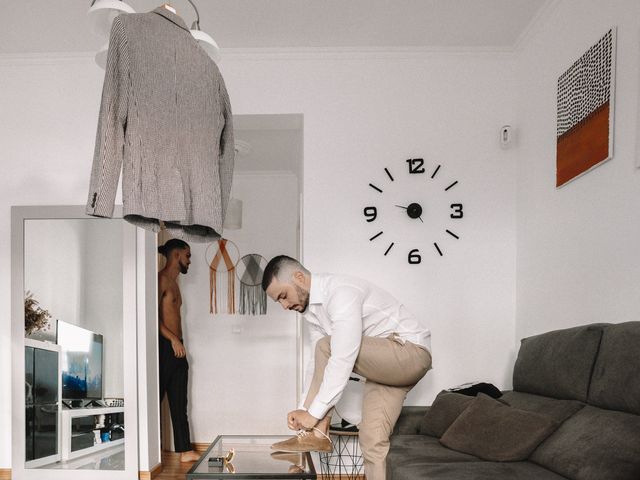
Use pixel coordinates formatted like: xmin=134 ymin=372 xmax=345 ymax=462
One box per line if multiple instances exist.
xmin=158 ymin=239 xmax=199 ymax=463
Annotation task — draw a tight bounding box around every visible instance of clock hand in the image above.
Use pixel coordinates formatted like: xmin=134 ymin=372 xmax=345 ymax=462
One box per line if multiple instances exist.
xmin=395 ymin=205 xmax=408 ymax=209
xmin=418 ymin=216 xmax=424 ymax=223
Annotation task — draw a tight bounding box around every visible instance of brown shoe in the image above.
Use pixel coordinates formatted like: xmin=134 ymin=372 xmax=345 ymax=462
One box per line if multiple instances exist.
xmin=271 ymin=429 xmax=333 ymax=453
xmin=270 ymin=452 xmax=305 ymax=464
xmin=271 ymin=452 xmax=307 ymax=473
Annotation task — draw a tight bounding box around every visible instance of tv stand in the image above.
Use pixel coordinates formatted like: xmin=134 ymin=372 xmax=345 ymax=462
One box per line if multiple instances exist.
xmin=62 ymin=399 xmax=107 ymax=409
xmin=60 ymin=406 xmax=125 ymax=460
xmin=62 ymin=400 xmax=80 ymax=409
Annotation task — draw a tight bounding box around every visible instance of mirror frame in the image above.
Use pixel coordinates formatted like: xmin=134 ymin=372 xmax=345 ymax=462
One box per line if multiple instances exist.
xmin=11 ymin=206 xmax=139 ymax=479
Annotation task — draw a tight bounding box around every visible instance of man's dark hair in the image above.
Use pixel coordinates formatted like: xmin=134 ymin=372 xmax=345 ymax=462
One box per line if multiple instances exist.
xmin=261 ymin=255 xmax=309 ymax=291
xmin=158 ymin=238 xmax=190 ymax=257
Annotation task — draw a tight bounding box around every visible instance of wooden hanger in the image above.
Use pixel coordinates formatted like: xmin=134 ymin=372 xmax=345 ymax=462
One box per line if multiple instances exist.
xmin=160 ymin=3 xmax=177 ymax=14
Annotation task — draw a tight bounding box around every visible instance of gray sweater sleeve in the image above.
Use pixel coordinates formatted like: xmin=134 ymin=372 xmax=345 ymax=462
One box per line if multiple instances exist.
xmin=86 ymin=16 xmax=129 ymax=218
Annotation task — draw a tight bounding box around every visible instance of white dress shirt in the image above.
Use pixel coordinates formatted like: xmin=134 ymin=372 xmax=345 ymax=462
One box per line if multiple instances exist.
xmin=301 ymin=273 xmax=431 ymax=420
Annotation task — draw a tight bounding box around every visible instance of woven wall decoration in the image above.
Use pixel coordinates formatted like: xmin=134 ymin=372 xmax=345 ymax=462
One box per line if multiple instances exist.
xmin=206 ymin=239 xmax=239 ymax=315
xmin=236 ymin=254 xmax=268 ymax=315
xmin=556 ymin=28 xmax=616 ymax=187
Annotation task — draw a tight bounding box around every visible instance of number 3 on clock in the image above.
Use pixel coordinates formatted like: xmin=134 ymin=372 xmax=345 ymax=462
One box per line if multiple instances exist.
xmin=450 ymin=203 xmax=463 ymax=219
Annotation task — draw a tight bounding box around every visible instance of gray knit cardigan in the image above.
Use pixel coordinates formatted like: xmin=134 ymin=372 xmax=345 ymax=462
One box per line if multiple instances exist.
xmin=86 ymin=7 xmax=234 ymax=242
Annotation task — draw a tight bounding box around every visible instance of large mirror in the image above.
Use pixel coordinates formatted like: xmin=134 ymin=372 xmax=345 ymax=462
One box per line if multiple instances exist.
xmin=12 ymin=206 xmax=139 ymax=479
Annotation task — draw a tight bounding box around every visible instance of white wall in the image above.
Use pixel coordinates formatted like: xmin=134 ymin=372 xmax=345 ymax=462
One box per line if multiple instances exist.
xmin=23 ymin=218 xmax=124 ymax=396
xmin=82 ymin=219 xmax=124 ymax=397
xmin=177 ymin=173 xmax=299 ymax=442
xmin=515 ymin=0 xmax=640 ymax=340
xmin=222 ymin=52 xmax=519 ymax=405
xmin=0 ymin=48 xmax=517 ymax=467
xmin=24 ymin=220 xmax=86 ymax=333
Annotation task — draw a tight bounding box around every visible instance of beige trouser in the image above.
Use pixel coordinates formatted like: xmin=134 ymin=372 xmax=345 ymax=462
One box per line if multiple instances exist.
xmin=303 ymin=335 xmax=432 ymax=480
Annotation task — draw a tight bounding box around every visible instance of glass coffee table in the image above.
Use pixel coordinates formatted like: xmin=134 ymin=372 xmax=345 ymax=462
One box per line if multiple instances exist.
xmin=187 ymin=435 xmax=317 ymax=479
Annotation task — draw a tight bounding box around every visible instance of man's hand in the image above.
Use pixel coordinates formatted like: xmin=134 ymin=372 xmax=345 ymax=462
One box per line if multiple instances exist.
xmin=171 ymin=339 xmax=186 ymax=358
xmin=287 ymin=409 xmax=319 ymax=430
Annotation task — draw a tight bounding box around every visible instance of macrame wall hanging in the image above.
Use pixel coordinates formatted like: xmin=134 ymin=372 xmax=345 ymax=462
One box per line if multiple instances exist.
xmin=236 ymin=254 xmax=268 ymax=315
xmin=205 ymin=239 xmax=239 ymax=315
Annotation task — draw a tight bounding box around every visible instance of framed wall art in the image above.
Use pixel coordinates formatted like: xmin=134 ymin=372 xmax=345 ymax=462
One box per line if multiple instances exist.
xmin=556 ymin=28 xmax=616 ymax=187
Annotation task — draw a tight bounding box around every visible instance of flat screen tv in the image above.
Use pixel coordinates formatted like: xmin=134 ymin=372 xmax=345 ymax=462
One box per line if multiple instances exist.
xmin=56 ymin=320 xmax=103 ymax=400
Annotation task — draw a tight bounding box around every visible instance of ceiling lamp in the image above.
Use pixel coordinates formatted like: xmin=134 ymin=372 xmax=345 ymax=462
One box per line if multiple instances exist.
xmin=89 ymin=0 xmax=220 ymax=67
xmin=95 ymin=43 xmax=108 ymax=69
xmin=190 ymin=29 xmax=220 ymax=64
xmin=87 ymin=0 xmax=135 ymax=38
xmin=186 ymin=0 xmax=221 ymax=64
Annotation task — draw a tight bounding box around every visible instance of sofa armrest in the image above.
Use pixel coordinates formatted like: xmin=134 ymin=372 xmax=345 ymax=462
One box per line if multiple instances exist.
xmin=393 ymin=406 xmax=429 ymax=435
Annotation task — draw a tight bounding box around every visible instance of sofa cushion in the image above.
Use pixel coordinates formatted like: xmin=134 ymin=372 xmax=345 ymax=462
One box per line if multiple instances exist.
xmin=419 ymin=391 xmax=474 ymax=437
xmin=501 ymin=391 xmax=584 ymax=423
xmin=393 ymin=406 xmax=429 ymax=435
xmin=440 ymin=393 xmax=559 ymax=462
xmin=387 ymin=460 xmax=569 ymax=480
xmin=513 ymin=324 xmax=605 ymax=401
xmin=588 ymin=321 xmax=640 ymax=415
xmin=388 ymin=435 xmax=479 ymax=464
xmin=530 ymin=405 xmax=640 ymax=480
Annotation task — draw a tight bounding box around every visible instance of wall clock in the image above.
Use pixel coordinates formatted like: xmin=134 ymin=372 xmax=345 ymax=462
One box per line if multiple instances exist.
xmin=363 ymin=158 xmax=464 ymax=263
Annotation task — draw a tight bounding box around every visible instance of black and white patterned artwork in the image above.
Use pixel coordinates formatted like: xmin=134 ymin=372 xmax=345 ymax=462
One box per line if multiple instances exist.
xmin=556 ymin=29 xmax=616 ymax=187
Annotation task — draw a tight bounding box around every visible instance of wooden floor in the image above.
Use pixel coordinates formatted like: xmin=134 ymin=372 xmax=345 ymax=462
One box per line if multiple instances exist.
xmin=153 ymin=451 xmax=194 ymax=480
xmin=152 ymin=451 xmax=364 ymax=479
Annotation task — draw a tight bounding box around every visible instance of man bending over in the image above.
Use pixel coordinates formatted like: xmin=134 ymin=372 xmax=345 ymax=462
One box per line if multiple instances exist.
xmin=263 ymin=255 xmax=432 ymax=480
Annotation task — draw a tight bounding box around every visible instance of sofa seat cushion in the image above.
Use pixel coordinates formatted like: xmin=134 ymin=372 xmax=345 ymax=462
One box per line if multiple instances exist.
xmin=393 ymin=406 xmax=429 ymax=435
xmin=530 ymin=405 xmax=640 ymax=480
xmin=501 ymin=391 xmax=584 ymax=423
xmin=388 ymin=435 xmax=479 ymax=465
xmin=440 ymin=393 xmax=560 ymax=462
xmin=387 ymin=460 xmax=569 ymax=480
xmin=419 ymin=391 xmax=474 ymax=437
xmin=513 ymin=324 xmax=604 ymax=401
xmin=588 ymin=321 xmax=640 ymax=415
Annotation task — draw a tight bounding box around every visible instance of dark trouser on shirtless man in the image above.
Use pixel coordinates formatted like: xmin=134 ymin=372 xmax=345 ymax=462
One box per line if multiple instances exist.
xmin=158 ymin=239 xmax=199 ymax=463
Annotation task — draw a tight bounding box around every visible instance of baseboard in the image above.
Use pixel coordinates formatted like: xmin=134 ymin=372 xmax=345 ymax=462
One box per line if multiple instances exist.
xmin=0 ymin=469 xmax=11 ymax=480
xmin=139 ymin=462 xmax=163 ymax=480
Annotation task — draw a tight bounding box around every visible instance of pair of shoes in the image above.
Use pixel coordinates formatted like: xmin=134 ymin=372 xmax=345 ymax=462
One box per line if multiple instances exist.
xmin=271 ymin=427 xmax=333 ymax=453
xmin=271 ymin=452 xmax=306 ymax=473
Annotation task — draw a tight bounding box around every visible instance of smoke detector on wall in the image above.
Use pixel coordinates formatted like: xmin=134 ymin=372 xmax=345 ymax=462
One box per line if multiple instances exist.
xmin=500 ymin=125 xmax=516 ymax=149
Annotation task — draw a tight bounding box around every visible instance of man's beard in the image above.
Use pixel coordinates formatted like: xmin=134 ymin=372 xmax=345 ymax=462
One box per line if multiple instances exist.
xmin=294 ymin=283 xmax=309 ymax=312
xmin=179 ymin=261 xmax=189 ymax=274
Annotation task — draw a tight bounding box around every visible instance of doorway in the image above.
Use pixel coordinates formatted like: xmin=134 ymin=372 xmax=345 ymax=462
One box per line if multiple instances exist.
xmin=157 ymin=114 xmax=304 ymax=454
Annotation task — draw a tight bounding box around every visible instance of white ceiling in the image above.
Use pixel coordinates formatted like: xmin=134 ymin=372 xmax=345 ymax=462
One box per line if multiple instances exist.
xmin=2 ymin=0 xmax=549 ymax=55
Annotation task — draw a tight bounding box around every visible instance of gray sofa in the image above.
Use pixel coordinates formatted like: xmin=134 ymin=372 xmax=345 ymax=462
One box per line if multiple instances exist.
xmin=388 ymin=322 xmax=640 ymax=480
